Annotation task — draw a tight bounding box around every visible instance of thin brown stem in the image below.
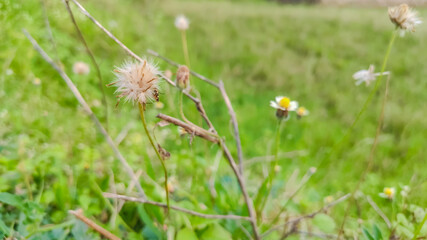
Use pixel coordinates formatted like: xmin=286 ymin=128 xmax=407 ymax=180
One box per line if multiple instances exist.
xmin=103 ymin=193 xmax=251 ymax=221
xmin=69 ymin=209 xmax=121 ymax=240
xmin=23 ymin=29 xmax=146 ymax=198
xmin=366 ymin=195 xmax=391 ymax=229
xmin=63 ymin=0 xmax=109 ymax=128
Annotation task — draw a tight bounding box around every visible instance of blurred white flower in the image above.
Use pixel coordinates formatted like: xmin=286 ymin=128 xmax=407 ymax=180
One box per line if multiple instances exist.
xmin=164 ymin=69 xmax=173 ymax=79
xmin=400 ymin=185 xmax=410 ymax=197
xmin=73 ymin=61 xmax=90 ymax=75
xmin=297 ymin=107 xmax=309 ymax=119
xmin=270 ymin=96 xmax=298 ymax=112
xmin=274 ymin=165 xmax=281 ymax=172
xmin=353 ymin=65 xmax=389 ymax=86
xmin=379 ymin=187 xmax=396 ymax=200
xmin=175 ymin=15 xmax=189 ymax=31
xmin=324 ymin=196 xmax=334 ymax=204
xmin=110 ymin=59 xmax=161 ymax=105
xmin=154 ymin=101 xmax=164 ymax=109
xmin=389 ymin=4 xmax=422 ymax=33
xmin=32 ymin=78 xmax=41 ymax=86
xmin=5 ymin=69 xmax=14 ymax=76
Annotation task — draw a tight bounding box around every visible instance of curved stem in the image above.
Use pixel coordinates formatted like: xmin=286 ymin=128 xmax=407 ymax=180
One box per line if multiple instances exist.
xmin=413 ymin=213 xmax=427 ymax=240
xmin=138 ymin=103 xmax=170 ymax=212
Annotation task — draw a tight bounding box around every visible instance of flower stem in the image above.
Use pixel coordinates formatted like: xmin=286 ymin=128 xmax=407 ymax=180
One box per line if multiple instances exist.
xmin=138 ymin=103 xmax=170 ymax=212
xmin=181 ymin=30 xmax=190 ymax=68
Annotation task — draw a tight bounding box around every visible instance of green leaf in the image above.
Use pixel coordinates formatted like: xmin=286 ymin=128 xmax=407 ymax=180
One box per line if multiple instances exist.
xmin=0 ymin=192 xmax=24 ymax=209
xmin=176 ymin=228 xmax=198 ymax=240
xmin=373 ymin=224 xmax=383 ymax=240
xmin=362 ymin=228 xmax=375 ymax=240
xmin=200 ymin=224 xmax=232 ymax=240
xmin=312 ymin=214 xmax=336 ymax=233
xmin=0 ymin=218 xmax=10 ymax=236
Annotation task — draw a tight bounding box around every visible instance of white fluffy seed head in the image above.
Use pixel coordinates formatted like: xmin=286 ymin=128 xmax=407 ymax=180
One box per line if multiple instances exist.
xmin=112 ymin=59 xmax=161 ymax=105
xmin=388 ymin=4 xmax=422 ymax=32
xmin=175 ymin=15 xmax=189 ymax=31
xmin=73 ymin=61 xmax=90 ymax=75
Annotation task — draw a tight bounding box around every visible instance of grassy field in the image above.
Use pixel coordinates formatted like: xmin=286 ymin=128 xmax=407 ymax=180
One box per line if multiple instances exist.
xmin=1 ymin=0 xmax=427 ymax=239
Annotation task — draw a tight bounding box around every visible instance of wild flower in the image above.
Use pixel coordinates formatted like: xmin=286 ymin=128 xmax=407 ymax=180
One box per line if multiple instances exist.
xmin=379 ymin=187 xmax=396 ymax=200
xmin=297 ymin=107 xmax=309 ymax=119
xmin=176 ymin=65 xmax=190 ymax=89
xmin=388 ymin=4 xmax=422 ymax=33
xmin=32 ymin=78 xmax=41 ymax=86
xmin=324 ymin=196 xmax=334 ymax=204
xmin=175 ymin=15 xmax=189 ymax=31
xmin=270 ymin=96 xmax=298 ymax=120
xmin=73 ymin=61 xmax=90 ymax=75
xmin=353 ymin=65 xmax=389 ymax=86
xmin=110 ymin=59 xmax=161 ymax=105
xmin=164 ymin=69 xmax=173 ymax=79
xmin=274 ymin=165 xmax=281 ymax=172
xmin=401 ymin=185 xmax=410 ymax=197
xmin=155 ymin=101 xmax=164 ymax=109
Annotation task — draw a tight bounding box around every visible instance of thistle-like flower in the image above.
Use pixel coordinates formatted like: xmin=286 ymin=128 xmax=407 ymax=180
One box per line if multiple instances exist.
xmin=175 ymin=15 xmax=189 ymax=31
xmin=388 ymin=4 xmax=422 ymax=33
xmin=176 ymin=65 xmax=190 ymax=89
xmin=270 ymin=96 xmax=298 ymax=120
xmin=353 ymin=65 xmax=389 ymax=86
xmin=111 ymin=59 xmax=161 ymax=105
xmin=73 ymin=61 xmax=90 ymax=75
xmin=379 ymin=187 xmax=396 ymax=200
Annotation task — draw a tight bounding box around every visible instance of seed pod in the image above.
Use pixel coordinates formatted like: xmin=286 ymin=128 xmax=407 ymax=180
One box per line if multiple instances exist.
xmin=176 ymin=65 xmax=190 ymax=89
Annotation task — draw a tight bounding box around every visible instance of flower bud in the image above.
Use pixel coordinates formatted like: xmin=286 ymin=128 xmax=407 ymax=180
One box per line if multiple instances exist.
xmin=176 ymin=65 xmax=190 ymax=89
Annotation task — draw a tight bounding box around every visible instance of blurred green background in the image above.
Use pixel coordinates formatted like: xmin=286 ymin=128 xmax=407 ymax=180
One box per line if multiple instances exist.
xmin=1 ymin=0 xmax=426 ymax=239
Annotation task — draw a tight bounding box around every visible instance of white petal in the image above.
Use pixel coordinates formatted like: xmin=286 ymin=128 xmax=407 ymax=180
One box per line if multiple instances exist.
xmin=270 ymin=101 xmax=279 ymax=109
xmin=275 ymin=96 xmax=284 ymax=103
xmin=289 ymin=101 xmax=298 ymax=111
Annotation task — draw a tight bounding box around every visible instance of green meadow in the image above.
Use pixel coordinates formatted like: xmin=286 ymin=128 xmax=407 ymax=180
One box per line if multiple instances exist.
xmin=1 ymin=0 xmax=427 ymax=239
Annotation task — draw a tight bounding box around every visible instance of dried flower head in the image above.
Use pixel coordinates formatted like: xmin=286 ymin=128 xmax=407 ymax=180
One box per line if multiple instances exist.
xmin=388 ymin=4 xmax=422 ymax=33
xmin=111 ymin=59 xmax=161 ymax=105
xmin=270 ymin=96 xmax=298 ymax=120
xmin=175 ymin=15 xmax=189 ymax=31
xmin=353 ymin=65 xmax=389 ymax=86
xmin=73 ymin=61 xmax=90 ymax=75
xmin=379 ymin=187 xmax=396 ymax=200
xmin=297 ymin=107 xmax=309 ymax=119
xmin=176 ymin=65 xmax=190 ymax=89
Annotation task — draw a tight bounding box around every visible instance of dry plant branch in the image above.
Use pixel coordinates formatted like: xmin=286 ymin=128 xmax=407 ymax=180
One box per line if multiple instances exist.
xmin=262 ymin=193 xmax=350 ymax=238
xmin=69 ymin=209 xmax=121 ymax=240
xmin=63 ymin=0 xmax=109 ymax=128
xmin=103 ymin=193 xmax=251 ymax=221
xmin=23 ymin=29 xmax=146 ymax=199
xmin=219 ymin=80 xmax=244 ymax=174
xmin=147 ymin=50 xmax=245 ymax=175
xmin=147 ymin=49 xmax=219 ymax=88
xmin=156 ymin=113 xmax=218 ymax=143
xmin=65 ymin=2 xmax=259 ymax=237
xmin=366 ymin=195 xmax=391 ymax=229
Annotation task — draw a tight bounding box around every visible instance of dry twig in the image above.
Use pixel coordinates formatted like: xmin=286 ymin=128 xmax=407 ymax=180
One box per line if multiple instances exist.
xmin=69 ymin=209 xmax=121 ymax=240
xmin=366 ymin=195 xmax=391 ymax=229
xmin=23 ymin=29 xmax=146 ymax=198
xmin=103 ymin=193 xmax=251 ymax=221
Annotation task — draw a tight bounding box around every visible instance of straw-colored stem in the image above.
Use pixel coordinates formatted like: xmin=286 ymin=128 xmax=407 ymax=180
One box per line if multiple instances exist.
xmin=181 ymin=30 xmax=190 ymax=68
xmin=138 ymin=103 xmax=170 ymax=212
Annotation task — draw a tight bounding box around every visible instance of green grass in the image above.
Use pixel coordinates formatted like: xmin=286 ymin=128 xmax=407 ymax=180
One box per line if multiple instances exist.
xmin=1 ymin=0 xmax=427 ymax=239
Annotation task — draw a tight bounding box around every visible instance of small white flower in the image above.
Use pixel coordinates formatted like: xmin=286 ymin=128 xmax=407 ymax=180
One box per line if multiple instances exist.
xmin=175 ymin=15 xmax=189 ymax=31
xmin=111 ymin=59 xmax=161 ymax=105
xmin=270 ymin=96 xmax=298 ymax=112
xmin=389 ymin=4 xmax=422 ymax=33
xmin=353 ymin=65 xmax=389 ymax=86
xmin=297 ymin=107 xmax=309 ymax=118
xmin=379 ymin=187 xmax=396 ymax=200
xmin=73 ymin=61 xmax=90 ymax=75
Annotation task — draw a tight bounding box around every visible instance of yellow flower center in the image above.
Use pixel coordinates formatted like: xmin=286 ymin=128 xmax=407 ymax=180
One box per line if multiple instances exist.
xmin=279 ymin=97 xmax=291 ymax=109
xmin=297 ymin=107 xmax=306 ymax=116
xmin=384 ymin=188 xmax=394 ymax=197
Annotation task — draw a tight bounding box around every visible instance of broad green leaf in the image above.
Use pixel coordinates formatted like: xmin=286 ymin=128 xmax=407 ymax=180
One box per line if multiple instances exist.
xmin=312 ymin=213 xmax=336 ymax=233
xmin=0 ymin=192 xmax=24 ymax=209
xmin=362 ymin=228 xmax=375 ymax=240
xmin=373 ymin=225 xmax=383 ymax=240
xmin=176 ymin=227 xmax=198 ymax=240
xmin=200 ymin=224 xmax=232 ymax=240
